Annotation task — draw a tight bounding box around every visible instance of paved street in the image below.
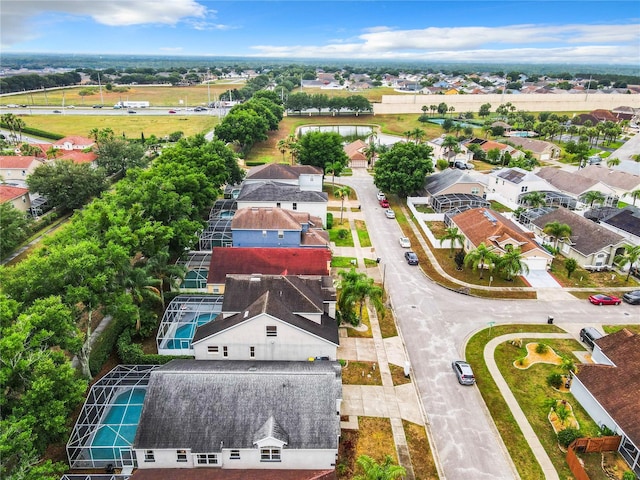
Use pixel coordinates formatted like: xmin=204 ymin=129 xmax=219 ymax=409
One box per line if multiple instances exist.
xmin=339 ymin=169 xmax=636 ymax=480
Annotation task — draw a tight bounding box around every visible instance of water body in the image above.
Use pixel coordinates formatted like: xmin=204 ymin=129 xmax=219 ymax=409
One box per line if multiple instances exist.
xmin=298 ymin=125 xmax=374 ymax=137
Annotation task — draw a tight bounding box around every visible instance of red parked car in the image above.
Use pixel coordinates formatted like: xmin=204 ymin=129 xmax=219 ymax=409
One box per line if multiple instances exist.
xmin=379 ymin=199 xmax=389 ymax=208
xmin=588 ymin=294 xmax=621 ymax=306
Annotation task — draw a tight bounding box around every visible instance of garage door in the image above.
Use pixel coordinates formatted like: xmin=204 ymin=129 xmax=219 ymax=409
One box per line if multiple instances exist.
xmin=523 ymin=257 xmax=549 ymax=271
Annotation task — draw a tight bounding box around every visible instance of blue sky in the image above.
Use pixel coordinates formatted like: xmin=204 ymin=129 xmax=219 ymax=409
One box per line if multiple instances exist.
xmin=2 ymin=1 xmax=639 ymax=65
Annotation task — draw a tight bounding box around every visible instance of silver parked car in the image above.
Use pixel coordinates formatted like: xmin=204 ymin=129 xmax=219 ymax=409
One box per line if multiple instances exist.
xmin=452 ymin=360 xmax=475 ymax=385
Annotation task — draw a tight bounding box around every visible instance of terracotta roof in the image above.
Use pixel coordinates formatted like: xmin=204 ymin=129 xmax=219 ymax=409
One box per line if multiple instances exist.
xmin=531 ymin=207 xmax=624 ymax=256
xmin=451 ymin=208 xmax=541 ymax=255
xmin=0 ymin=156 xmax=41 ymax=169
xmin=578 ymin=165 xmax=640 ymax=191
xmin=576 ymin=329 xmax=640 ymax=445
xmin=537 ymin=167 xmax=599 ymax=195
xmin=207 ymin=247 xmax=331 ymax=284
xmin=301 ymin=228 xmax=330 ymax=246
xmin=246 ymin=163 xmax=323 ymax=180
xmin=0 ymin=185 xmax=29 ymax=203
xmin=130 ymin=469 xmax=336 ymax=480
xmin=231 ymin=207 xmax=319 ymax=230
xmin=53 ymin=135 xmax=95 ymax=146
xmin=344 ymin=140 xmax=368 ymax=160
xmin=59 ymin=151 xmax=98 ymax=164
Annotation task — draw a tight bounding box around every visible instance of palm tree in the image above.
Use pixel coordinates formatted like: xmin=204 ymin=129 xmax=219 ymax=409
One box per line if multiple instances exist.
xmin=403 ymin=130 xmax=413 ymax=142
xmin=411 ymin=127 xmax=426 ymax=144
xmin=464 ymin=243 xmax=497 ymax=279
xmin=441 ymin=135 xmax=458 ymax=161
xmin=276 ymin=139 xmax=287 ymax=162
xmin=440 ymin=226 xmax=465 ymax=258
xmin=614 ymin=244 xmax=640 ymax=282
xmin=363 ymin=142 xmax=377 ymax=167
xmin=449 ymin=105 xmax=456 ymax=118
xmin=630 ymin=189 xmax=640 ymax=206
xmin=338 ymin=269 xmax=384 ymax=326
xmin=543 ymin=221 xmax=572 ymax=250
xmin=354 ymin=454 xmax=406 ymax=480
xmin=429 ymin=104 xmax=437 ymax=117
xmin=124 ymin=266 xmax=162 ymax=332
xmin=582 ymin=190 xmax=605 ymax=207
xmin=324 ymin=161 xmax=342 ymax=191
xmin=496 ymin=246 xmax=530 ymax=281
xmin=606 ymin=157 xmax=620 ymax=168
xmin=143 ymin=247 xmax=186 ymax=309
xmin=334 ymin=185 xmax=351 ymax=224
xmin=521 ymin=191 xmax=547 ymax=208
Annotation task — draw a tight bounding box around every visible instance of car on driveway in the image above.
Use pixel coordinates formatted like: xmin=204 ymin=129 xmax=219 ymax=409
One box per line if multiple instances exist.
xmin=588 ymin=294 xmax=621 ymax=305
xmin=404 ymin=251 xmax=419 ymax=265
xmin=377 ymin=191 xmax=386 ymax=201
xmin=452 ymin=360 xmax=475 ymax=385
xmin=622 ymin=290 xmax=640 ymax=305
xmin=399 ymin=236 xmax=411 ymax=248
xmin=379 ymin=199 xmax=389 ymax=208
xmin=385 ymin=209 xmax=395 ymax=219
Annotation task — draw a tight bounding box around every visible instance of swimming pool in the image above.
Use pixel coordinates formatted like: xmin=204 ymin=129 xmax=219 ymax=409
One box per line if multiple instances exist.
xmin=428 ymin=119 xmax=478 ymax=129
xmin=507 ymin=131 xmax=537 ymax=138
xmin=164 ymin=313 xmax=217 ymax=349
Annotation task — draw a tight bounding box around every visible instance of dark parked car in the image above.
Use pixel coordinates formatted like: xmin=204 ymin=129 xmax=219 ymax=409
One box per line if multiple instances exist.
xmin=92 ymin=104 xmax=103 ymax=108
xmin=622 ymin=290 xmax=640 ymax=305
xmin=588 ymin=294 xmax=621 ymax=305
xmin=404 ymin=251 xmax=419 ymax=265
xmin=53 ymin=110 xmax=62 ymax=113
xmin=452 ymin=360 xmax=475 ymax=385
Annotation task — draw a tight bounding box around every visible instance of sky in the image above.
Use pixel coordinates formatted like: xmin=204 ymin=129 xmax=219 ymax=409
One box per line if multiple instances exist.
xmin=2 ymin=1 xmax=639 ymax=65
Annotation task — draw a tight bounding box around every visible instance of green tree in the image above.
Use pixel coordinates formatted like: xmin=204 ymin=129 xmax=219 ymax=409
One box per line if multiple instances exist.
xmin=479 ymin=103 xmax=491 ymax=118
xmin=297 ymin=131 xmax=348 ymax=169
xmin=565 ymin=258 xmax=578 ymax=278
xmin=0 ymin=203 xmax=32 ymax=260
xmin=437 ymin=102 xmax=448 ymax=116
xmin=277 ymin=138 xmax=288 ymax=162
xmin=140 ymin=246 xmax=186 ymax=309
xmin=614 ymin=244 xmax=640 ymax=282
xmin=496 ymin=246 xmax=530 ymax=281
xmin=95 ymin=132 xmax=147 ymax=175
xmin=338 ymin=268 xmax=383 ymax=327
xmin=334 ymin=185 xmax=351 ymax=224
xmin=123 ymin=264 xmax=162 ymax=333
xmin=354 ymin=454 xmax=406 ymax=480
xmin=464 ymin=243 xmax=497 ymax=279
xmin=606 ymin=157 xmax=620 ymax=168
xmin=630 ymin=189 xmax=640 ymax=206
xmin=521 ymin=191 xmax=547 ymax=208
xmin=543 ymin=221 xmax=572 ymax=250
xmin=582 ymin=190 xmax=605 ymax=207
xmin=214 ymin=109 xmax=269 ymax=153
xmin=325 ymin=161 xmax=343 ymax=191
xmin=373 ymin=142 xmax=434 ymax=197
xmin=26 ymin=160 xmax=107 ymax=212
xmin=440 ymin=226 xmax=465 ymax=258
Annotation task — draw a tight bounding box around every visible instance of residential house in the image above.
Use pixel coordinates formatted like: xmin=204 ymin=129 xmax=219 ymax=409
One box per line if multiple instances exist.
xmin=537 ymin=167 xmax=619 ymax=207
xmin=599 ymin=206 xmax=640 ymax=246
xmin=0 ymin=184 xmax=31 ymax=213
xmin=244 ymin=164 xmax=324 ymax=192
xmin=206 ymin=247 xmax=332 ymax=294
xmin=192 ymin=274 xmax=338 ymax=361
xmin=0 ymin=156 xmax=44 ymax=187
xmin=426 ymin=136 xmax=473 ymax=165
xmin=530 ymin=207 xmax=626 ymax=269
xmin=571 ymin=329 xmax=640 ymax=475
xmin=466 ymin=138 xmax=524 ymax=164
xmin=53 ymin=135 xmax=95 ymax=151
xmin=448 ymin=207 xmax=554 ymax=271
xmin=58 ymin=150 xmax=99 ymax=166
xmin=235 ymin=181 xmax=328 ymax=227
xmin=576 ymin=166 xmax=640 ymax=205
xmin=420 ymin=169 xmax=488 ymax=212
xmin=231 ymin=207 xmax=329 ymax=249
xmin=505 ymin=137 xmax=560 ymax=162
xmin=487 ymin=167 xmax=558 ymax=208
xmin=133 ymin=359 xmax=342 ymax=472
xmin=344 ymin=139 xmax=369 ymax=168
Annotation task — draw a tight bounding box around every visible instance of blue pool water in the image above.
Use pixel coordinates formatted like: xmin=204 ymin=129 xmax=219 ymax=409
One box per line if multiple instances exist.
xmin=165 ymin=313 xmax=217 ymax=349
xmin=508 ymin=131 xmax=537 ymax=138
xmin=90 ymin=389 xmax=146 ymax=458
xmin=428 ymin=118 xmax=478 ymax=129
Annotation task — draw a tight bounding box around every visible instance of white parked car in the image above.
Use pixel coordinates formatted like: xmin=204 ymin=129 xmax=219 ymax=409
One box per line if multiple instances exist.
xmin=399 ymin=236 xmax=411 ymax=248
xmin=377 ymin=191 xmax=386 ymax=201
xmin=385 ymin=209 xmax=395 ymax=219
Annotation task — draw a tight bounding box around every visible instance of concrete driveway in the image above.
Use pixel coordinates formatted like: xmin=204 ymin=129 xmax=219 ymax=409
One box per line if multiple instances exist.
xmin=339 ymin=169 xmax=634 ymax=480
xmin=524 ymin=269 xmax=562 ymax=288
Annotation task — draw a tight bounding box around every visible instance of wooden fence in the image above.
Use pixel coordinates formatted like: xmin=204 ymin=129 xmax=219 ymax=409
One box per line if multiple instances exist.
xmin=567 ymin=436 xmax=622 ymax=480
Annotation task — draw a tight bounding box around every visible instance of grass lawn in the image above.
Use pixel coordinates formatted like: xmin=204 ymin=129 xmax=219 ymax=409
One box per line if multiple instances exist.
xmin=603 ymin=324 xmax=640 ymax=335
xmin=550 ymin=256 xmax=640 ymax=290
xmin=495 ymin=338 xmax=601 ymax=479
xmin=466 ymin=324 xmax=565 ymax=480
xmin=345 ymin=307 xmax=374 ymax=339
xmin=490 ymin=200 xmax=512 ymax=213
xmin=21 ymin=114 xmax=218 ymax=138
xmin=378 ymin=304 xmax=398 ymax=338
xmin=332 ymin=256 xmax=357 ymax=268
xmin=341 ymin=361 xmax=382 ymax=386
xmin=337 ymin=417 xmax=397 ymax=479
xmin=403 ymin=420 xmax=440 ymax=479
xmin=390 ymin=364 xmax=411 ymax=386
xmin=355 ymin=219 xmax=372 ymax=247
xmin=426 ymin=221 xmax=447 ymax=239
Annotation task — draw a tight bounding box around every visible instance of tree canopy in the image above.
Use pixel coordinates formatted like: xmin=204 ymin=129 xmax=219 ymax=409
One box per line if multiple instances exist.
xmin=297 ymin=131 xmax=348 ymax=169
xmin=373 ymin=141 xmax=434 ymax=197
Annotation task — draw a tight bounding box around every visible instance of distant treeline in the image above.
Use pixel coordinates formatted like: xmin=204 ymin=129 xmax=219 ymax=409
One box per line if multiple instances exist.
xmin=1 ymin=71 xmax=81 ymax=94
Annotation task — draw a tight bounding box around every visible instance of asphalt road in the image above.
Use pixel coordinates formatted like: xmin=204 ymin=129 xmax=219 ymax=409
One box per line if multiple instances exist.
xmin=341 ymin=169 xmax=636 ymax=480
xmin=0 ymin=106 xmax=228 ymax=117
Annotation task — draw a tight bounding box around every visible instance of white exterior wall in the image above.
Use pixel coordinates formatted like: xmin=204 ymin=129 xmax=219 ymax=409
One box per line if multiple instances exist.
xmin=571 ymin=378 xmax=621 ymax=433
xmin=135 ymin=448 xmax=196 ymax=469
xmin=192 ymin=314 xmax=337 ymax=361
xmin=488 ymin=175 xmax=557 ymax=205
xmin=299 ymin=174 xmax=324 ymax=192
xmin=236 ymin=200 xmax=327 ymax=227
xmin=590 ymin=343 xmax=615 ymax=365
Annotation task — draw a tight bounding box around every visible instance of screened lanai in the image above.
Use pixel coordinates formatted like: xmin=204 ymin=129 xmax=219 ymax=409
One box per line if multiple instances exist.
xmin=517 ymin=190 xmax=577 ymax=210
xmin=176 ymin=250 xmax=211 ymax=290
xmin=198 ymin=200 xmax=237 ymax=250
xmin=67 ymin=365 xmax=159 ymax=470
xmin=431 ymin=193 xmax=489 ymax=213
xmin=156 ymin=295 xmax=223 ymax=355
xmin=518 ymin=206 xmax=556 ymax=227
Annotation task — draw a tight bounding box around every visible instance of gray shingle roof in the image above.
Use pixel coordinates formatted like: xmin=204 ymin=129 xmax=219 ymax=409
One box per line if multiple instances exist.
xmin=531 ymin=207 xmax=625 ymax=255
xmin=237 ymin=181 xmax=328 ymax=203
xmin=133 ymin=360 xmax=342 ymax=451
xmin=422 ymin=169 xmax=481 ymax=196
xmin=246 ymin=164 xmax=323 ymax=181
xmin=537 ymin=167 xmax=599 ymax=195
xmin=602 ymin=206 xmax=640 ymax=237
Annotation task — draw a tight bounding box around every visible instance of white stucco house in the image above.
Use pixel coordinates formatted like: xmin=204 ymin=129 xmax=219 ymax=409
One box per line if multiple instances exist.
xmin=133 ymin=359 xmax=342 ymax=473
xmin=570 ymin=329 xmax=640 ymax=475
xmin=192 ymin=274 xmax=338 ymax=361
xmin=486 ymin=167 xmax=558 ymax=208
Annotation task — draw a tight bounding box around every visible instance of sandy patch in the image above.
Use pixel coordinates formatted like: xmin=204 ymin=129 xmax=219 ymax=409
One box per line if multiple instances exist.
xmin=514 ymin=342 xmax=564 ymax=369
xmin=548 ymin=399 xmax=579 ymax=433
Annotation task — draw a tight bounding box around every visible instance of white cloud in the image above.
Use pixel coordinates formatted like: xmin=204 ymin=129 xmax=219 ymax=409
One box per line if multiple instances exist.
xmin=250 ymin=23 xmax=640 ymax=64
xmin=1 ymin=0 xmax=209 ymax=47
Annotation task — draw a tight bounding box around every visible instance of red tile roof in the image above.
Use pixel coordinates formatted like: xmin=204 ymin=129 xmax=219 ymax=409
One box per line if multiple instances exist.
xmin=0 ymin=185 xmax=29 ymax=203
xmin=54 ymin=135 xmax=95 ymax=147
xmin=576 ymin=329 xmax=640 ymax=445
xmin=344 ymin=140 xmax=368 ymax=161
xmin=207 ymin=247 xmax=331 ymax=283
xmin=130 ymin=469 xmax=336 ymax=480
xmin=0 ymin=156 xmax=42 ymax=169
xmin=59 ymin=151 xmax=98 ymax=164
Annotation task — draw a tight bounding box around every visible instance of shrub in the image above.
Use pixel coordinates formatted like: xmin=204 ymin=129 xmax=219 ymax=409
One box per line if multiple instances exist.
xmin=517 ymin=356 xmax=526 ymax=366
xmin=600 ymin=424 xmax=616 ymax=437
xmin=337 ymin=228 xmax=349 ymax=239
xmin=547 ymin=372 xmax=563 ymax=389
xmin=436 ymin=159 xmax=449 ymax=171
xmin=535 ymin=343 xmax=549 ymax=354
xmin=89 ymin=316 xmax=127 ymax=376
xmin=622 ymin=471 xmax=637 ymax=480
xmin=326 ymin=212 xmax=334 ymax=229
xmin=557 ymin=427 xmax=580 ymax=447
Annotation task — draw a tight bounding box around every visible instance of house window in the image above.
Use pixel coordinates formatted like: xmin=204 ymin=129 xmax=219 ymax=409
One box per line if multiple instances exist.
xmin=278 ymin=230 xmax=284 ymax=239
xmin=144 ymin=450 xmax=155 ymax=462
xmin=261 ymin=448 xmax=281 ymax=462
xmin=230 ymin=450 xmax=240 ymax=460
xmin=213 ymin=287 xmax=220 ymax=293
xmin=177 ymin=450 xmax=187 ymax=462
xmin=196 ymin=453 xmax=218 ymax=465
xmin=262 ymin=230 xmax=267 ymax=237
xmin=250 ymin=346 xmax=255 ymax=358
xmin=495 ymin=178 xmax=499 ymax=184
xmin=520 ymin=186 xmax=528 ymax=193
xmin=276 ymin=202 xmax=281 ymax=208
xmin=266 ymin=325 xmax=277 ymax=337
xmin=208 ymin=346 xmax=219 ymax=354
xmin=223 ymin=346 xmax=228 ymax=357
xmin=292 ymin=202 xmax=297 ymax=210
xmin=471 ymin=188 xmax=479 ymax=195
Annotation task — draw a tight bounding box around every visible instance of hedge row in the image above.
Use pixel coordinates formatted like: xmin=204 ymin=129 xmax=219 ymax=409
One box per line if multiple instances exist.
xmin=0 ymin=122 xmax=65 ymax=141
xmin=89 ymin=315 xmax=128 ymax=376
xmin=116 ymin=329 xmax=191 ymax=365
